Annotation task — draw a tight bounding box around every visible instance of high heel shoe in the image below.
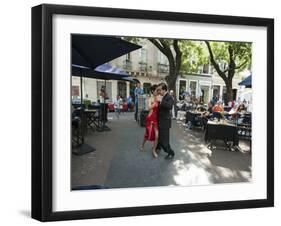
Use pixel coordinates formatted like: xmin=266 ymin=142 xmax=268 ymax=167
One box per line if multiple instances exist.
xmin=152 ymin=149 xmax=158 ymax=158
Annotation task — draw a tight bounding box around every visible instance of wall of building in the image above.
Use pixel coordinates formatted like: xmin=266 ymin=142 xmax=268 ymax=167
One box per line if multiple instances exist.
xmin=72 ymin=76 xmax=131 ymax=103
xmin=176 ymin=71 xmax=246 ymax=104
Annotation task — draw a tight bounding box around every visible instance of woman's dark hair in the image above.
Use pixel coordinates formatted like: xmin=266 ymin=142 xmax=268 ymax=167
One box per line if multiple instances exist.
xmin=151 ymin=84 xmax=158 ymax=93
xmin=158 ymin=82 xmax=168 ymax=91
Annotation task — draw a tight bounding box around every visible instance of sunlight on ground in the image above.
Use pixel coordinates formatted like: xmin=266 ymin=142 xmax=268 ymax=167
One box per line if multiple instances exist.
xmin=172 ymin=151 xmax=213 ymax=186
xmin=173 ymin=162 xmax=213 ymax=185
xmin=172 ymin=148 xmax=250 ymax=186
xmin=214 ymin=166 xmax=251 ymax=181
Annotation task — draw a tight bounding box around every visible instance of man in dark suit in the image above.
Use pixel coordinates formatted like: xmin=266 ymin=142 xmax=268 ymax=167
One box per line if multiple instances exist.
xmin=156 ymin=83 xmax=175 ymax=159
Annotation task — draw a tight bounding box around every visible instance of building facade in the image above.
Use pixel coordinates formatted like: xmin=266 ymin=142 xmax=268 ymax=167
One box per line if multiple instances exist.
xmin=72 ymin=38 xmax=249 ymax=104
xmin=177 ymin=71 xmax=245 ymax=104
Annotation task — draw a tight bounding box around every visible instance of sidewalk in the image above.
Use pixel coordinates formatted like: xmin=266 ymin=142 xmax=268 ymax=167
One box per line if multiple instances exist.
xmin=72 ymin=112 xmax=251 ymax=189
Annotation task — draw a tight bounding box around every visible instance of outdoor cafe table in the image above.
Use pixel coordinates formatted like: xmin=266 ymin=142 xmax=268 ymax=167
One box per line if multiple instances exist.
xmin=223 ymin=106 xmax=232 ymax=112
xmin=186 ymin=110 xmax=204 ymax=125
xmin=204 ymin=120 xmax=239 ymax=147
xmin=84 ymin=109 xmax=99 ymax=132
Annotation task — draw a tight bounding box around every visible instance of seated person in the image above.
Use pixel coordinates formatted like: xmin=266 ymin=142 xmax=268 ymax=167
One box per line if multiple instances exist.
xmin=236 ymin=103 xmax=250 ymax=124
xmin=202 ymin=102 xmax=213 ymax=130
xmin=176 ymin=109 xmax=186 ymax=120
xmin=212 ymin=101 xmax=223 ymax=119
xmin=196 ymin=104 xmax=206 ymax=112
xmin=236 ymin=103 xmax=246 ymax=113
xmin=204 ymin=102 xmax=213 ymax=116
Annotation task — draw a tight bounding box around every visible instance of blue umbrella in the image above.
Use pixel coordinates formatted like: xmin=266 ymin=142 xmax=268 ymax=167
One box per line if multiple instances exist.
xmin=72 ymin=63 xmax=130 ymax=80
xmin=121 ymin=77 xmax=136 ymax=82
xmin=239 ymin=75 xmax=252 ymax=88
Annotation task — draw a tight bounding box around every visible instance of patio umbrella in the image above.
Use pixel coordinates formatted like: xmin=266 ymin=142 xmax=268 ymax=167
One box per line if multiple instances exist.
xmin=72 ymin=34 xmax=141 ymax=69
xmin=239 ymin=74 xmax=252 ymax=88
xmin=72 ymin=63 xmax=130 ymax=80
xmin=72 ymin=35 xmax=141 ymax=106
xmin=120 ymin=77 xmax=135 ymax=82
xmin=71 ymin=36 xmax=141 ymax=155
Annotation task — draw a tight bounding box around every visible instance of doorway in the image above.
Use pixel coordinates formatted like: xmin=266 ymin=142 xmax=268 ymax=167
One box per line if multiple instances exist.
xmin=200 ymin=85 xmax=210 ymax=104
xmin=118 ymin=81 xmax=127 ymax=99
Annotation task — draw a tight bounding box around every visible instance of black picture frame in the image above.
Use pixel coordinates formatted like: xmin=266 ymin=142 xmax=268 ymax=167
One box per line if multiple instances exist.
xmin=32 ymin=4 xmax=274 ymax=222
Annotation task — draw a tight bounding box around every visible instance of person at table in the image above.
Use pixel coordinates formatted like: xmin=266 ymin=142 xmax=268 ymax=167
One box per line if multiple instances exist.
xmin=236 ymin=103 xmax=246 ymax=113
xmin=228 ymin=99 xmax=235 ymax=108
xmin=134 ymin=82 xmax=143 ymax=122
xmin=202 ymin=102 xmax=213 ymax=130
xmin=212 ymin=101 xmax=223 ymax=119
xmin=139 ymin=84 xmax=159 ymax=158
xmin=193 ymin=97 xmax=199 ymax=106
xmin=99 ymin=85 xmax=109 ymax=124
xmin=234 ymin=102 xmax=247 ymax=124
xmin=196 ymin=103 xmax=206 ymax=112
xmin=211 ymin=95 xmax=218 ymax=105
xmin=206 ymin=102 xmax=213 ymax=115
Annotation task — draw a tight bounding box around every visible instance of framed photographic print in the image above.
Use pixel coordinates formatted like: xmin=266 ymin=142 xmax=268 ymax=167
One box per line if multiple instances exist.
xmin=31 ymin=4 xmax=274 ymax=221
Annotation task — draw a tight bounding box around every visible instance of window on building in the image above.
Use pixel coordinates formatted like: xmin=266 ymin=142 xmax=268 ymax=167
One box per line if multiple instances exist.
xmin=140 ymin=48 xmax=147 ymax=62
xmin=143 ymin=83 xmax=152 ymax=94
xmin=126 ymin=53 xmax=131 ymax=61
xmin=179 ymin=80 xmax=187 ymax=100
xmin=117 ymin=81 xmax=127 ymax=99
xmin=212 ymin=85 xmax=220 ymax=99
xmin=97 ymin=81 xmax=112 ymax=102
xmin=189 ymin=81 xmax=197 ymax=97
xmin=139 ymin=48 xmax=147 ymax=71
xmin=203 ymin=64 xmax=210 ymax=74
xmin=158 ymin=51 xmax=168 ymax=65
xmin=72 ymin=85 xmax=80 ymax=97
xmin=123 ymin=53 xmax=132 ymax=70
xmin=157 ymin=51 xmax=169 ymax=73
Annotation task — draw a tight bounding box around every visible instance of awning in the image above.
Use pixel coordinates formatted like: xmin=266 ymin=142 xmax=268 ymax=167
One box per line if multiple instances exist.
xmin=239 ymin=74 xmax=252 ymax=88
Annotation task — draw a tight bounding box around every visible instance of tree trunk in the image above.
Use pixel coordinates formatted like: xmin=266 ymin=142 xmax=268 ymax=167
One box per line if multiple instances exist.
xmin=166 ymin=69 xmax=178 ymax=98
xmin=225 ymin=79 xmax=233 ymax=103
xmin=166 ymin=72 xmax=177 ymax=118
xmin=166 ymin=76 xmax=176 ymax=95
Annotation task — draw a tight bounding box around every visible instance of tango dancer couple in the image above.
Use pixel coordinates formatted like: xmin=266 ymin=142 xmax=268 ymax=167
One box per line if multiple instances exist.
xmin=139 ymin=83 xmax=175 ymax=159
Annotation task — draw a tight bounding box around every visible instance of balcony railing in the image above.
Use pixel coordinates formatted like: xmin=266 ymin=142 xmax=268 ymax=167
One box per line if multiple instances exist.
xmin=157 ymin=63 xmax=169 ymax=73
xmin=139 ymin=62 xmax=147 ymax=72
xmin=123 ymin=60 xmax=132 ymax=70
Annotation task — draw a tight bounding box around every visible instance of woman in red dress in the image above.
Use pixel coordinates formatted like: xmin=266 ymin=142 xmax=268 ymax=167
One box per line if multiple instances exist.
xmin=139 ymin=84 xmax=159 ymax=158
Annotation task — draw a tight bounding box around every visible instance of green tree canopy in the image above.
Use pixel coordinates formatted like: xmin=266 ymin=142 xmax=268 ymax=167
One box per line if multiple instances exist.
xmin=205 ymin=41 xmax=252 ymax=102
xmin=180 ymin=40 xmax=209 ymax=74
xmin=122 ymin=36 xmax=252 ymax=102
